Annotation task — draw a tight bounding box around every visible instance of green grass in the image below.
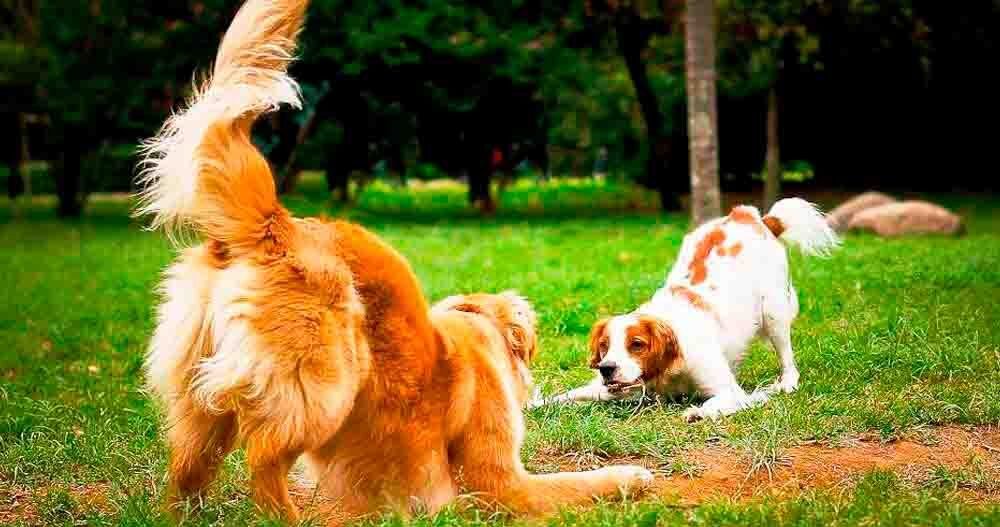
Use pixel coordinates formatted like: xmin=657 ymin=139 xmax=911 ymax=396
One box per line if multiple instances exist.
xmin=2 ymin=180 xmax=999 ymax=526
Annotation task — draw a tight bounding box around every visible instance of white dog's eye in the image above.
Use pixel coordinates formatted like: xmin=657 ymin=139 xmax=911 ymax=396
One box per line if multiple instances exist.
xmin=629 ymin=339 xmax=645 ymax=351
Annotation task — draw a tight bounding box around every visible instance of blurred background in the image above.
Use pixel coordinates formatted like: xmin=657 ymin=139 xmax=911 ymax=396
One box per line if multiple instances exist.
xmin=2 ymin=0 xmax=998 ymax=219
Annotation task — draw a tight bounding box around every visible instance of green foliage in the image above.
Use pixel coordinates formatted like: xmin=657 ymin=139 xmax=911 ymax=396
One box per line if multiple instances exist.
xmin=11 ymin=2 xmax=236 ymax=199
xmin=750 ymin=160 xmax=815 ymax=183
xmin=303 ymin=0 xmax=563 ymax=109
xmin=4 ymin=0 xmax=994 ymax=209
xmin=717 ymin=0 xmax=823 ymax=96
xmin=82 ymin=143 xmax=138 ymax=193
xmin=37 ymin=2 xmax=163 ymax=134
xmin=0 ymin=39 xmax=45 ymax=89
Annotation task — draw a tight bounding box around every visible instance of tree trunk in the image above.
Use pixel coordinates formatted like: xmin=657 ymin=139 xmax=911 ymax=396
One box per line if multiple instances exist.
xmin=18 ymin=113 xmax=30 ymax=197
xmin=467 ymin=149 xmax=495 ymax=214
xmin=538 ymin=144 xmax=551 ymax=183
xmin=465 ymin=121 xmax=495 ymax=214
xmin=649 ymin=138 xmax=679 ymax=210
xmin=6 ymin=112 xmax=26 ymax=199
xmin=326 ymin=160 xmax=350 ymax=203
xmin=617 ymin=12 xmax=681 ymax=211
xmin=279 ymin=167 xmax=303 ymax=196
xmin=55 ymin=137 xmax=83 ymax=217
xmin=763 ymin=87 xmax=781 ymax=210
xmin=269 ymin=111 xmax=298 ymax=186
xmin=497 ymin=143 xmax=516 ymax=193
xmin=7 ymin=160 xmax=25 ymax=200
xmin=277 ymin=107 xmax=320 ymax=194
xmin=684 ymin=0 xmax=721 ymax=225
xmin=325 ymin=139 xmax=352 ymax=203
xmin=388 ymin=143 xmax=407 ymax=187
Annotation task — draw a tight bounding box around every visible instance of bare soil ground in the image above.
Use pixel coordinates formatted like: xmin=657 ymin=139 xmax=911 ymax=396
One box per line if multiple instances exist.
xmin=534 ymin=425 xmax=1000 ymax=506
xmin=7 ymin=426 xmax=997 ymax=524
xmin=0 ymin=482 xmax=112 ymax=525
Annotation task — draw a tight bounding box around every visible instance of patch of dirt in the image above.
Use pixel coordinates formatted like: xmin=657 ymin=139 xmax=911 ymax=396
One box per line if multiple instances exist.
xmin=0 ymin=486 xmax=38 ymax=525
xmin=4 ymin=426 xmax=998 ymax=523
xmin=532 ymin=425 xmax=1000 ymax=505
xmin=0 ymin=482 xmax=111 ymax=525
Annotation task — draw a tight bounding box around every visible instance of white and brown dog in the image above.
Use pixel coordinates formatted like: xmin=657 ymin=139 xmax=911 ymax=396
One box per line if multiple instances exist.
xmin=536 ymin=199 xmax=838 ymax=421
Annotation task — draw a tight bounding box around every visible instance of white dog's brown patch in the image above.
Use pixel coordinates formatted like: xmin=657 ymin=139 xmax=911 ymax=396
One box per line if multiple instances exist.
xmin=689 ymin=228 xmax=727 ymax=284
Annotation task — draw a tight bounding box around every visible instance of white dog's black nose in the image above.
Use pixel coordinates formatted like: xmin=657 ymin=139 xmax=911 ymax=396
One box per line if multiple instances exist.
xmin=598 ymin=362 xmax=618 ymax=381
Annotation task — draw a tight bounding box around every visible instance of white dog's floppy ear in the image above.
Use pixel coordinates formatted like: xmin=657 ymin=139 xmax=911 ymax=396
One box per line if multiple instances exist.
xmin=588 ymin=318 xmax=611 ymax=369
xmin=636 ymin=315 xmax=681 ymax=380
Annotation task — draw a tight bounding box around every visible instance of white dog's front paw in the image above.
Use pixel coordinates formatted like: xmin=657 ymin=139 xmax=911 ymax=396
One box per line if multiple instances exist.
xmin=768 ymin=370 xmax=800 ymax=394
xmin=527 ymin=394 xmax=548 ymax=409
xmin=682 ymin=406 xmax=705 ymax=423
xmin=526 ymin=387 xmax=545 ymax=409
xmin=683 ymin=402 xmax=732 ymax=422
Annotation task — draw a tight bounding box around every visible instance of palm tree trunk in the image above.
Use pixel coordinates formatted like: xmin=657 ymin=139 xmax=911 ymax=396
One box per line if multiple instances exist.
xmin=763 ymin=87 xmax=781 ymax=210
xmin=684 ymin=0 xmax=721 ymax=225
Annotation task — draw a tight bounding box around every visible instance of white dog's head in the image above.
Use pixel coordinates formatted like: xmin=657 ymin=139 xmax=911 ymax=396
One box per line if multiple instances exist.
xmin=588 ymin=314 xmax=681 ymax=391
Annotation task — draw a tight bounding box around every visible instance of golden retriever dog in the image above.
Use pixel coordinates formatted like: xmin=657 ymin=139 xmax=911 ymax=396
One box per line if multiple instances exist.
xmin=135 ymin=0 xmax=652 ymax=522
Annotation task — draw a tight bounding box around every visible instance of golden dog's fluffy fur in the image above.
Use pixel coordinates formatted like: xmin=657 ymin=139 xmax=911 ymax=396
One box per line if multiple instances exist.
xmin=137 ymin=0 xmax=651 ymax=522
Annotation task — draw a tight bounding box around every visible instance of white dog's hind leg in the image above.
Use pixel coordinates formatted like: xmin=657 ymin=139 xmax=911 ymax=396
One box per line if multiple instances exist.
xmin=765 ymin=315 xmax=799 ymax=393
xmin=682 ymin=389 xmax=769 ymax=422
xmin=762 ymin=294 xmax=800 ymax=394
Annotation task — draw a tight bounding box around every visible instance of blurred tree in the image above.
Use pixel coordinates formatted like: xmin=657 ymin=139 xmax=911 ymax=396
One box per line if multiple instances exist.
xmin=717 ymin=0 xmax=821 ymax=208
xmin=581 ymin=0 xmax=686 ymax=211
xmin=11 ymin=0 xmax=996 ymax=218
xmin=32 ymin=0 xmax=182 ymax=216
xmin=275 ymin=0 xmax=566 ymax=211
xmin=684 ymin=0 xmax=721 ymax=225
xmin=1 ymin=0 xmax=41 ymax=200
xmin=763 ymin=86 xmax=778 ymax=206
xmin=270 ymin=81 xmax=330 ymax=194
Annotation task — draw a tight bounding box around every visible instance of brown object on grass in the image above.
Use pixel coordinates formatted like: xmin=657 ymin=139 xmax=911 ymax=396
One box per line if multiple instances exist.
xmin=826 ymin=191 xmax=898 ymax=232
xmin=847 ymin=200 xmax=964 ymax=237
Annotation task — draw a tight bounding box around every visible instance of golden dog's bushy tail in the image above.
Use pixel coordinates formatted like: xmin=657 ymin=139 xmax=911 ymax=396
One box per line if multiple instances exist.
xmin=136 ymin=0 xmax=309 ymax=253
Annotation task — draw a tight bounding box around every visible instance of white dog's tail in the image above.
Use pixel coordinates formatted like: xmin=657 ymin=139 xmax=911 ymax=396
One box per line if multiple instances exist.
xmin=763 ymin=198 xmax=840 ymax=256
xmin=135 ymin=0 xmax=308 ymax=252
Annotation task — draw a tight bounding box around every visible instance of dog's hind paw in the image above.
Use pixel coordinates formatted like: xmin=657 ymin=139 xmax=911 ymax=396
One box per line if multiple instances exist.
xmin=602 ymin=465 xmax=655 ymax=494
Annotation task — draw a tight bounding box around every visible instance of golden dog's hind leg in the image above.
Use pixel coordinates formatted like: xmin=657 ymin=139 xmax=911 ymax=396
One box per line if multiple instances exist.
xmin=164 ymin=396 xmax=237 ymax=513
xmin=500 ymin=466 xmax=654 ymax=514
xmin=236 ymin=369 xmax=360 ymax=524
xmin=451 ymin=400 xmax=653 ymax=515
xmin=245 ymin=436 xmax=303 ymax=523
xmin=236 ymin=332 xmax=364 ymax=523
xmin=240 ymin=383 xmax=357 ymax=524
